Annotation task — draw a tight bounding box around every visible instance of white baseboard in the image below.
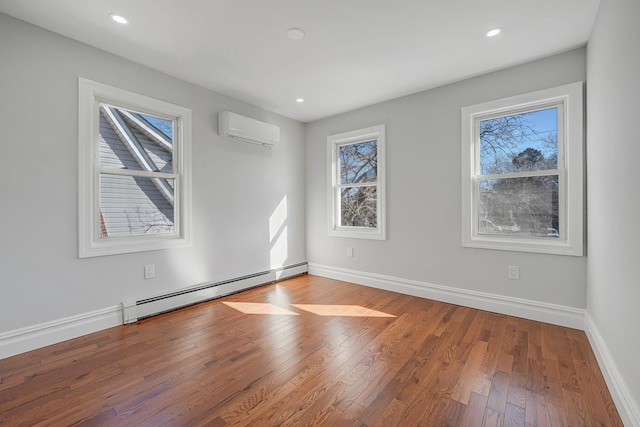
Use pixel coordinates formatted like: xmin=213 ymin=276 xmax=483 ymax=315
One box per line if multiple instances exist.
xmin=0 ymin=263 xmax=308 ymax=360
xmin=585 ymin=313 xmax=640 ymax=427
xmin=308 ymin=263 xmax=585 ymax=329
xmin=0 ymin=306 xmax=122 ymax=360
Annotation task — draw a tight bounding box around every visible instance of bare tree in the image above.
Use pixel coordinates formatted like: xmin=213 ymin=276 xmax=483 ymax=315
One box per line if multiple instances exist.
xmin=478 ymin=109 xmax=560 ymax=236
xmin=483 ymin=148 xmax=559 ymax=235
xmin=339 ymin=141 xmax=378 ymax=227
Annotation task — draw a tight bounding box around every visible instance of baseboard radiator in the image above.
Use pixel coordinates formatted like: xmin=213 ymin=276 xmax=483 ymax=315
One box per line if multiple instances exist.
xmin=122 ymin=262 xmax=308 ymax=323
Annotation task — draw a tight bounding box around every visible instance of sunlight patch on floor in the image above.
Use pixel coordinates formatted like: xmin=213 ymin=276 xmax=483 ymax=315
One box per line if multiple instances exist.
xmin=291 ymin=304 xmax=396 ymax=317
xmin=222 ymin=301 xmax=396 ymax=318
xmin=222 ymin=302 xmax=299 ymax=315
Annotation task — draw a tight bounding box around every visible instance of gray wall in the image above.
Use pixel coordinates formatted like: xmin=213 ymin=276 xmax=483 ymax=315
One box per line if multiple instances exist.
xmin=586 ymin=0 xmax=640 ymax=415
xmin=2 ymin=5 xmax=639 ymax=420
xmin=306 ymin=49 xmax=587 ymax=308
xmin=0 ymin=13 xmax=306 ymax=332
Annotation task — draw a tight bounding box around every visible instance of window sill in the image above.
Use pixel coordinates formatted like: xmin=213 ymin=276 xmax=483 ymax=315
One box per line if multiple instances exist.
xmin=79 ymin=234 xmax=191 ymax=258
xmin=329 ymin=227 xmax=386 ymax=240
xmin=463 ymin=235 xmax=583 ymax=256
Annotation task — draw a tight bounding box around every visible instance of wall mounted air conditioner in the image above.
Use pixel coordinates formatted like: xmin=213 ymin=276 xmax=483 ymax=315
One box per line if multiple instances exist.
xmin=218 ymin=111 xmax=280 ymax=147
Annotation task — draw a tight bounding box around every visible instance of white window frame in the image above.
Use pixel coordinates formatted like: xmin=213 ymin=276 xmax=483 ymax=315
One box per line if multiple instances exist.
xmin=78 ymin=78 xmax=192 ymax=258
xmin=328 ymin=125 xmax=386 ymax=240
xmin=461 ymin=82 xmax=584 ymax=256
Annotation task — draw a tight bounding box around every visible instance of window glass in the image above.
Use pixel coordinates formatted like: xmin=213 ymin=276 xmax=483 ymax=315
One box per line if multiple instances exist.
xmin=476 ymin=106 xmax=560 ymax=239
xmin=339 ymin=140 xmax=378 ymax=184
xmin=479 ymin=107 xmax=558 ymax=175
xmin=98 ymin=105 xmax=174 ymax=173
xmin=478 ymin=176 xmax=559 ymax=238
xmin=140 ymin=113 xmax=174 ymax=139
xmin=99 ymin=174 xmax=175 ymax=237
xmin=341 ymin=186 xmax=377 ymax=227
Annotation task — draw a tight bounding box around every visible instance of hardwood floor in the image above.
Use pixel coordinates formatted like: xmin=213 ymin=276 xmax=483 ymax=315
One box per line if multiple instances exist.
xmin=0 ymin=274 xmax=623 ymax=426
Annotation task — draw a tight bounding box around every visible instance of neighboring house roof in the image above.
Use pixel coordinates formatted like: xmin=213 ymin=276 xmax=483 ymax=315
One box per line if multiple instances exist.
xmin=98 ymin=105 xmax=174 ymax=237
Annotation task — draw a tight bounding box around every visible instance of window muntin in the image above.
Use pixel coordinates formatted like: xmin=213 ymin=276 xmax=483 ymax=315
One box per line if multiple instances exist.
xmin=79 ymin=78 xmax=192 ymax=257
xmin=462 ymin=82 xmax=584 ymax=256
xmin=328 ymin=125 xmax=386 ymax=239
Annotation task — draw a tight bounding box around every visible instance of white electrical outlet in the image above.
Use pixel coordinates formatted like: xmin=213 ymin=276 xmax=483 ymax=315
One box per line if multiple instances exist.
xmin=508 ymin=265 xmax=520 ymax=280
xmin=144 ymin=264 xmax=155 ymax=279
xmin=347 ymin=247 xmax=354 ymax=257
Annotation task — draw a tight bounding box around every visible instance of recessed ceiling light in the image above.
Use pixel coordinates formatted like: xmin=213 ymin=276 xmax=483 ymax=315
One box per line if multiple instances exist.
xmin=296 ymin=98 xmax=305 ymax=103
xmin=286 ymin=28 xmax=306 ymax=40
xmin=110 ymin=14 xmax=128 ymax=24
xmin=486 ymin=28 xmax=502 ymax=37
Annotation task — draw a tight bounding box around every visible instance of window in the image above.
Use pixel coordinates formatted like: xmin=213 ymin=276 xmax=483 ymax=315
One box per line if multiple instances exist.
xmin=78 ymin=78 xmax=192 ymax=257
xmin=461 ymin=82 xmax=584 ymax=256
xmin=328 ymin=125 xmax=386 ymax=239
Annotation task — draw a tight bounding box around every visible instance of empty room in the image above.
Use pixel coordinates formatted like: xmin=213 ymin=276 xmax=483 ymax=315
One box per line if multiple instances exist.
xmin=0 ymin=0 xmax=638 ymax=425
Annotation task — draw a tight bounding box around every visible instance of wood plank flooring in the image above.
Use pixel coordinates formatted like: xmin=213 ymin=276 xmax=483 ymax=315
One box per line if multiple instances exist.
xmin=0 ymin=274 xmax=623 ymax=426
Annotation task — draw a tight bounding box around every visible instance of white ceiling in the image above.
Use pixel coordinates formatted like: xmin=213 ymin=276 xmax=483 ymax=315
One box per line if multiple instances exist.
xmin=0 ymin=0 xmax=599 ymax=123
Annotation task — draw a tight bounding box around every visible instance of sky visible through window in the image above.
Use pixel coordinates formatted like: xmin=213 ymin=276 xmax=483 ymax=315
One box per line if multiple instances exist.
xmin=480 ymin=107 xmax=558 ymax=175
xmin=522 ymin=107 xmax=557 ymax=158
xmin=141 ymin=114 xmax=173 ymax=140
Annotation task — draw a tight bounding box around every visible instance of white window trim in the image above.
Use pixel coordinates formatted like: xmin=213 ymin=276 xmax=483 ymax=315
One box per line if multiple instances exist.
xmin=78 ymin=78 xmax=192 ymax=258
xmin=461 ymin=82 xmax=584 ymax=256
xmin=327 ymin=124 xmax=386 ymax=240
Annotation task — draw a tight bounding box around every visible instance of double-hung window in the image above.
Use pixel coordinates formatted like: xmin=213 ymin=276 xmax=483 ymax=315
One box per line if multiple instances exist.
xmin=78 ymin=78 xmax=192 ymax=257
xmin=328 ymin=125 xmax=386 ymax=240
xmin=461 ymin=82 xmax=584 ymax=256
